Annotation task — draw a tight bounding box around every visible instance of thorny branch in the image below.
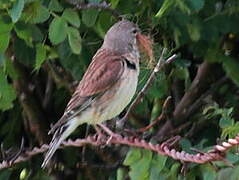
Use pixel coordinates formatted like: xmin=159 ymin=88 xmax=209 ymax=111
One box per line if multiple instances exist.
xmin=0 ymin=133 xmax=238 ymax=170
xmin=117 ymin=48 xmax=178 ymax=128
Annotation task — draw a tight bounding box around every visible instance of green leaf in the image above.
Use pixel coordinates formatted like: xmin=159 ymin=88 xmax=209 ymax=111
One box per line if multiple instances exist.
xmin=129 ymin=150 xmax=152 ymax=180
xmin=200 ymin=165 xmax=216 ymax=180
xmin=67 ymin=27 xmax=82 ymax=55
xmin=94 ymin=11 xmax=112 ymax=38
xmin=9 ymin=0 xmax=25 ymax=23
xmin=0 ymin=31 xmax=10 ymax=53
xmin=62 ymin=8 xmax=81 ymax=28
xmin=167 ymin=163 xmax=181 ymax=179
xmin=189 ymin=0 xmax=205 ymax=11
xmin=116 ymin=168 xmax=127 ymax=180
xmin=222 ymin=57 xmax=239 ymax=87
xmin=148 ymin=73 xmax=168 ymax=98
xmin=111 ymin=0 xmax=120 ymax=8
xmin=14 ymin=22 xmax=33 ymax=47
xmin=3 ymin=58 xmax=19 ymax=80
xmin=179 ymin=138 xmax=192 ymax=152
xmin=14 ymin=38 xmax=35 ymax=66
xmin=0 ymin=169 xmax=11 ymax=180
xmin=123 ymin=148 xmax=141 ymax=166
xmin=155 ymin=0 xmax=174 ymax=18
xmin=58 ymin=41 xmax=85 ymax=79
xmin=175 ymin=0 xmax=191 ymax=14
xmin=187 ymin=22 xmax=201 ymax=42
xmin=48 ymin=0 xmax=63 ymax=12
xmin=82 ymin=9 xmax=99 ymax=27
xmin=0 ymin=68 xmax=16 ymax=111
xmin=219 ymin=116 xmax=233 ymax=128
xmin=35 ymin=44 xmax=47 ymax=70
xmin=149 ymin=154 xmax=167 ymax=180
xmin=23 ymin=2 xmax=50 ymax=24
xmin=0 ymin=16 xmax=13 ymax=33
xmin=49 ymin=17 xmax=68 ymax=45
xmin=217 ymin=168 xmax=233 ymax=180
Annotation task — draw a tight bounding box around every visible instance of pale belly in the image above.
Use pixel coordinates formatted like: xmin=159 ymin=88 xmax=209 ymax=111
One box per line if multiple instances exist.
xmin=80 ymin=68 xmax=139 ymax=124
xmin=98 ymin=70 xmax=138 ymax=122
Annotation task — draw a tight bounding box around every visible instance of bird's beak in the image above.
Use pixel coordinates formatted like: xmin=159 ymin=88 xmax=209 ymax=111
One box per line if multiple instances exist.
xmin=136 ymin=33 xmax=154 ymax=62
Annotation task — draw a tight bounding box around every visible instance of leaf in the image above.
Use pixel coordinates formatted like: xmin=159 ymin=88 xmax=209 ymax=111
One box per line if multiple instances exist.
xmin=222 ymin=57 xmax=239 ymax=87
xmin=155 ymin=0 xmax=174 ymax=18
xmin=0 ymin=169 xmax=11 ymax=180
xmin=94 ymin=11 xmax=112 ymax=38
xmin=82 ymin=9 xmax=99 ymax=27
xmin=123 ymin=148 xmax=141 ymax=166
xmin=217 ymin=168 xmax=233 ymax=180
xmin=167 ymin=163 xmax=181 ymax=179
xmin=187 ymin=22 xmax=201 ymax=42
xmin=189 ymin=0 xmax=205 ymax=11
xmin=23 ymin=2 xmax=50 ymax=24
xmin=219 ymin=116 xmax=233 ymax=128
xmin=49 ymin=17 xmax=68 ymax=45
xmin=3 ymin=58 xmax=19 ymax=80
xmin=148 ymin=73 xmax=168 ymax=98
xmin=179 ymin=138 xmax=192 ymax=152
xmin=0 ymin=68 xmax=16 ymax=111
xmin=35 ymin=44 xmax=46 ymax=70
xmin=129 ymin=150 xmax=152 ymax=180
xmin=48 ymin=0 xmax=63 ymax=12
xmin=0 ymin=31 xmax=10 ymax=53
xmin=175 ymin=0 xmax=191 ymax=14
xmin=9 ymin=0 xmax=25 ymax=23
xmin=111 ymin=0 xmax=120 ymax=8
xmin=67 ymin=27 xmax=82 ymax=55
xmin=200 ymin=165 xmax=216 ymax=180
xmin=149 ymin=154 xmax=167 ymax=180
xmin=116 ymin=168 xmax=127 ymax=180
xmin=0 ymin=16 xmax=13 ymax=34
xmin=62 ymin=9 xmax=81 ymax=28
xmin=57 ymin=41 xmax=85 ymax=79
xmin=14 ymin=22 xmax=34 ymax=47
xmin=14 ymin=38 xmax=35 ymax=66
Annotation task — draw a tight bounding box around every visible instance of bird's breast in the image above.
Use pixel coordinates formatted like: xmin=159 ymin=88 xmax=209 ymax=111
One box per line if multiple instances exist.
xmin=93 ymin=65 xmax=139 ymax=123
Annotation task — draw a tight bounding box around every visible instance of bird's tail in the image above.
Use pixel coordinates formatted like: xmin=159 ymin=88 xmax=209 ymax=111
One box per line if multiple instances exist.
xmin=41 ymin=118 xmax=80 ymax=168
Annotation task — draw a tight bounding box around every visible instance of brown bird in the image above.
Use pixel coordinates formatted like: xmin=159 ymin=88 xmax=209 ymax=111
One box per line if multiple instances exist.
xmin=42 ymin=20 xmax=152 ymax=168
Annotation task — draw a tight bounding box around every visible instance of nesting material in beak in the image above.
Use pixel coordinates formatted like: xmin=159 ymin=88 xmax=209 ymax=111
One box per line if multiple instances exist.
xmin=136 ymin=33 xmax=154 ymax=64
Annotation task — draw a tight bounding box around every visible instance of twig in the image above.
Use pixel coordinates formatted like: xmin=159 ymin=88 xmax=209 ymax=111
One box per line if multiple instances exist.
xmin=117 ymin=48 xmax=177 ymax=128
xmin=12 ymin=58 xmax=49 ymax=144
xmin=66 ymin=0 xmax=121 ymax=19
xmin=137 ymin=96 xmax=171 ymax=132
xmin=1 ymin=133 xmax=238 ymax=170
xmin=173 ymin=61 xmax=212 ymax=123
xmin=43 ymin=75 xmax=54 ymax=109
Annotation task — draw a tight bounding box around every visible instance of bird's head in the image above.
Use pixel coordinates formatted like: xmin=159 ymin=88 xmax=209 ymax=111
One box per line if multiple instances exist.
xmin=102 ymin=20 xmax=153 ymax=61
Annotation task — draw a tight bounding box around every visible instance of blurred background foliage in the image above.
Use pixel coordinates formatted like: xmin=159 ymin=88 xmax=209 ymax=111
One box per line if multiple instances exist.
xmin=0 ymin=0 xmax=239 ymax=179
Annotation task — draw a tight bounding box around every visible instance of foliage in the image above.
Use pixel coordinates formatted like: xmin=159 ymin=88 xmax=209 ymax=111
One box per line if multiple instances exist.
xmin=0 ymin=0 xmax=239 ymax=179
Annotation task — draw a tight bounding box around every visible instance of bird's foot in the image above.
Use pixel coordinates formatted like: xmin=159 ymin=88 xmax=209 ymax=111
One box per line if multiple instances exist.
xmin=161 ymin=135 xmax=181 ymax=148
xmin=97 ymin=123 xmax=122 ymax=144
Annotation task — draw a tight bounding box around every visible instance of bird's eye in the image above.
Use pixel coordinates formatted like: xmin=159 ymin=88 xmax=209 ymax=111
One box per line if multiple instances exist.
xmin=132 ymin=29 xmax=137 ymax=34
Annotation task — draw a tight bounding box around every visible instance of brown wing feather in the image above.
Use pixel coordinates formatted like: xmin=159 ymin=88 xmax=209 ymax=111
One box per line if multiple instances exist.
xmin=48 ymin=49 xmax=124 ymax=134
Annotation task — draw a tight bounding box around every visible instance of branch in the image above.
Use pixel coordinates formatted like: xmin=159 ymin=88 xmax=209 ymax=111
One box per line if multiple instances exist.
xmin=11 ymin=58 xmax=49 ymax=144
xmin=66 ymin=0 xmax=121 ymax=19
xmin=137 ymin=96 xmax=172 ymax=133
xmin=173 ymin=61 xmax=212 ymax=123
xmin=1 ymin=133 xmax=238 ymax=170
xmin=117 ymin=48 xmax=178 ymax=128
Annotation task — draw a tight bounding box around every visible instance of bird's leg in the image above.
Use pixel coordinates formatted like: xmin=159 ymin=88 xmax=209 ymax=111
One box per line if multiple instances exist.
xmin=93 ymin=125 xmax=105 ymax=142
xmin=97 ymin=123 xmax=121 ymax=144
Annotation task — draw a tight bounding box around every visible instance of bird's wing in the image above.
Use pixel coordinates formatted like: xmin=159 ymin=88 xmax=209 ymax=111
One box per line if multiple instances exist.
xmin=48 ymin=49 xmax=125 ymax=134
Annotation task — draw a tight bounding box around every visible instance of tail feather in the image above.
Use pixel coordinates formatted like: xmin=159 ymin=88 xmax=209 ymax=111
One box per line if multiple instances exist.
xmin=41 ymin=118 xmax=81 ymax=168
